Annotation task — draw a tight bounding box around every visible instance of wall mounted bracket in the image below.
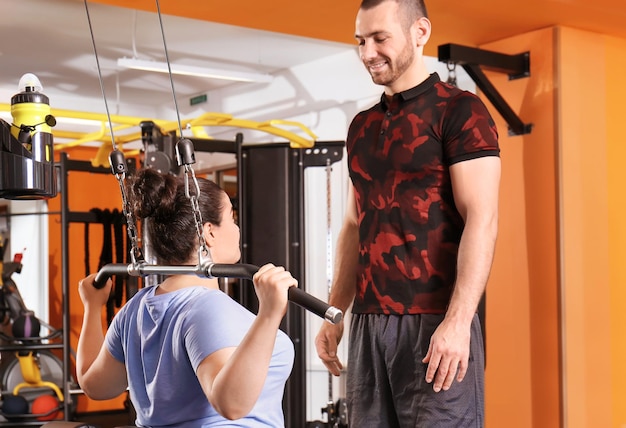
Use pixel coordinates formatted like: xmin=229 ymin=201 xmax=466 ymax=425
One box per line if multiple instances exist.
xmin=438 ymin=43 xmax=532 ymax=136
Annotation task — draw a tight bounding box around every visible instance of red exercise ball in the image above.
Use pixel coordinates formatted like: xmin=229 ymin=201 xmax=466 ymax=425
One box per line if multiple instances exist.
xmin=31 ymin=394 xmax=59 ymax=421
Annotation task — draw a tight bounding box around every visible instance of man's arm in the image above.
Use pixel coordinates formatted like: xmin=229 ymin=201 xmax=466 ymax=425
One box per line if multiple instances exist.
xmin=315 ymin=184 xmax=359 ymax=376
xmin=423 ymin=155 xmax=500 ymax=392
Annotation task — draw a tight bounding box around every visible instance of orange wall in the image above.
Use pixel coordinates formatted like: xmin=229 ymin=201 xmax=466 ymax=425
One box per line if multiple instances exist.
xmin=480 ymin=28 xmax=561 ymax=428
xmin=558 ymin=27 xmax=626 ymax=428
xmin=482 ymin=25 xmax=626 ymax=428
xmin=557 ymin=26 xmax=609 ymax=428
xmin=48 ymin=146 xmax=128 ymax=413
xmin=606 ymin=34 xmax=626 ymax=428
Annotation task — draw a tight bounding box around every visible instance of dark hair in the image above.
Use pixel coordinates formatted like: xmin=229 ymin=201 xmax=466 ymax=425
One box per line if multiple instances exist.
xmin=360 ymin=0 xmax=428 ymax=28
xmin=127 ymin=168 xmax=226 ymax=265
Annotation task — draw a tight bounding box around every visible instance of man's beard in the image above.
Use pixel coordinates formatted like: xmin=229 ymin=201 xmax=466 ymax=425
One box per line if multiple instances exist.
xmin=368 ymin=37 xmax=414 ymax=87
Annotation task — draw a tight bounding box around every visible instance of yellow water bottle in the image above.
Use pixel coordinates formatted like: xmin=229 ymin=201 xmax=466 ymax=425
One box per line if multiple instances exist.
xmin=0 ymin=73 xmax=57 ymax=199
xmin=10 ymin=73 xmax=56 ymax=159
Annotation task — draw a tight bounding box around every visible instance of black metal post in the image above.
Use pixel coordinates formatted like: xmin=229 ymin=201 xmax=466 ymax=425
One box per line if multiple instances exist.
xmin=59 ymin=152 xmax=71 ymax=420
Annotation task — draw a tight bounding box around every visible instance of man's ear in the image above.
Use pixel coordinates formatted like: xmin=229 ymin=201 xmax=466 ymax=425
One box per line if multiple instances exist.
xmin=413 ymin=16 xmax=431 ymax=47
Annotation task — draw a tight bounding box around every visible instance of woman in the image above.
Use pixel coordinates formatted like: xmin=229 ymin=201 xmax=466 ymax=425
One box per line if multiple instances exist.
xmin=76 ymin=168 xmax=296 ymax=427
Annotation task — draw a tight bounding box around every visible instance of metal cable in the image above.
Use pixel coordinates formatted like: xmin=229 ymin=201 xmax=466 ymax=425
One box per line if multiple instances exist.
xmin=83 ymin=0 xmax=117 ymax=151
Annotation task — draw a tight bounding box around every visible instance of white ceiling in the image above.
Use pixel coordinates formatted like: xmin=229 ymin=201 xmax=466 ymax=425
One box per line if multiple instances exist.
xmin=0 ymin=0 xmax=354 ymax=112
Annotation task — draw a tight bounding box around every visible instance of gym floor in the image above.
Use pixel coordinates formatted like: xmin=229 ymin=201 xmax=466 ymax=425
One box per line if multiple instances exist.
xmin=73 ymin=410 xmax=135 ymax=428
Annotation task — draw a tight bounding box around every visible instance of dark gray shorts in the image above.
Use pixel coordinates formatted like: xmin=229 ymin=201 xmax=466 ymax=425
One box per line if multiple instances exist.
xmin=346 ymin=313 xmax=485 ymax=427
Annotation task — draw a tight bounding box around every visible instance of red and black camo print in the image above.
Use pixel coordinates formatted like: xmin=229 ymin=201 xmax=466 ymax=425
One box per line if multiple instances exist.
xmin=347 ymin=73 xmax=499 ymax=315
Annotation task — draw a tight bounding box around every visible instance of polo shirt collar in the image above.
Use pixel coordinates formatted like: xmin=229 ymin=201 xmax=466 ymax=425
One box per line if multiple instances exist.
xmin=381 ymin=72 xmax=441 ymax=111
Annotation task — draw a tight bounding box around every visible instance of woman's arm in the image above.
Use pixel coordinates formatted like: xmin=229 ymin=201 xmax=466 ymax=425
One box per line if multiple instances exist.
xmin=195 ymin=264 xmax=294 ymax=420
xmin=76 ymin=274 xmax=128 ymax=399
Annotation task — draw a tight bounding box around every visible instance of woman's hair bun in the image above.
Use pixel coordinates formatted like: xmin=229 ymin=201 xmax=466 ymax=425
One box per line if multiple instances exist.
xmin=128 ymin=168 xmax=178 ymax=221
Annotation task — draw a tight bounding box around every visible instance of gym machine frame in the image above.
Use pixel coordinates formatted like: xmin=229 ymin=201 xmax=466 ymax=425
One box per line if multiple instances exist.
xmin=57 ymin=134 xmax=346 ymax=427
xmin=236 ymin=139 xmax=345 ymax=427
xmin=181 ymin=134 xmax=346 ymax=427
xmin=54 ymin=3 xmax=344 ymax=426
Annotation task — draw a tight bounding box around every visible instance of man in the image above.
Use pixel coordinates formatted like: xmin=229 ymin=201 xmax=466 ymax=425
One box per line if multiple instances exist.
xmin=314 ymin=0 xmax=500 ymax=426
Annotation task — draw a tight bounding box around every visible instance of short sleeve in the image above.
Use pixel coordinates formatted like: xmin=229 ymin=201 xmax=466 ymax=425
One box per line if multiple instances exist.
xmin=441 ymin=91 xmax=500 ymax=165
xmin=105 ymin=306 xmax=127 ymax=363
xmin=182 ymin=292 xmax=255 ymax=371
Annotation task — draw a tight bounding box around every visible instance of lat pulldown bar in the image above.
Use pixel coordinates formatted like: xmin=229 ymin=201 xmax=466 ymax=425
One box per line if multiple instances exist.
xmin=93 ymin=262 xmax=343 ymax=325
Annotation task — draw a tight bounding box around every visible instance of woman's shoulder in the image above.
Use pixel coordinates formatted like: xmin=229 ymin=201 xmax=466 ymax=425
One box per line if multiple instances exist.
xmin=183 ymin=288 xmax=254 ymax=319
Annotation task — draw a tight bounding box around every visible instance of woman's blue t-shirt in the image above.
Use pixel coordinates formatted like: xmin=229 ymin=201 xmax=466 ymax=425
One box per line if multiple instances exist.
xmin=105 ymin=285 xmax=294 ymax=427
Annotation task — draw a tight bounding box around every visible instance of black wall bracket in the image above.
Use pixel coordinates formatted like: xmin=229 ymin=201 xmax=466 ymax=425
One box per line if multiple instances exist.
xmin=438 ymin=43 xmax=532 ymax=136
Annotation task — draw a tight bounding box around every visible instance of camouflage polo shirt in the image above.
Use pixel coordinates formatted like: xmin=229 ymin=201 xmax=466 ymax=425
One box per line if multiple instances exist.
xmin=347 ymin=73 xmax=499 ymax=315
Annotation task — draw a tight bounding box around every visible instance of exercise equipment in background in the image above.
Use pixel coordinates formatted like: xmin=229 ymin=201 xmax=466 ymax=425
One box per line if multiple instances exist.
xmin=32 ymin=394 xmax=60 ymax=421
xmin=0 ymin=393 xmax=28 ymax=421
xmin=0 ymin=238 xmax=68 ymax=423
xmin=306 ymin=160 xmax=348 ymax=428
xmin=79 ymin=0 xmax=342 ymax=326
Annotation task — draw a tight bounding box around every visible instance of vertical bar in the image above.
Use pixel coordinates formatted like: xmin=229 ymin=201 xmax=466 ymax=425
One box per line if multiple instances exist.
xmin=287 ymin=147 xmax=305 ymax=427
xmin=239 ymin=144 xmax=306 ymax=427
xmin=59 ymin=152 xmax=71 ymax=420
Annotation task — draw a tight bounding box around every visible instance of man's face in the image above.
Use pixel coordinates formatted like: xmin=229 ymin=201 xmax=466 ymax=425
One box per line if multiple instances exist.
xmin=355 ymin=1 xmax=416 ymax=91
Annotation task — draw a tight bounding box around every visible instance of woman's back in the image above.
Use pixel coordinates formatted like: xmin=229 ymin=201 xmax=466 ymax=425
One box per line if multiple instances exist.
xmin=106 ymin=285 xmax=295 ymax=427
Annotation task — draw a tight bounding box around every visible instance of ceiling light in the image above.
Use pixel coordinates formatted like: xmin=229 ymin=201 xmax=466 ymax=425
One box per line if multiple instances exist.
xmin=117 ymin=58 xmax=273 ymax=83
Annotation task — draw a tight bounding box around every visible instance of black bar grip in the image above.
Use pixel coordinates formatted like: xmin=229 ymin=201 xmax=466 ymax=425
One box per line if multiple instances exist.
xmin=206 ymin=263 xmax=258 ymax=279
xmin=93 ymin=263 xmax=130 ymax=289
xmin=287 ymin=286 xmax=342 ymax=324
xmin=206 ymin=264 xmax=343 ymax=324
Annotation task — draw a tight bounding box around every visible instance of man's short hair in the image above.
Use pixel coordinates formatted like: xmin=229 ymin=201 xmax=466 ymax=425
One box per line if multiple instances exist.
xmin=360 ymin=0 xmax=429 ymax=26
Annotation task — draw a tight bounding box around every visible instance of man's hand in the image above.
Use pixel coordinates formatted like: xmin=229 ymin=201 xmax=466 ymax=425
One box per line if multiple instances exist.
xmin=422 ymin=317 xmax=471 ymax=392
xmin=315 ymin=321 xmax=345 ymax=376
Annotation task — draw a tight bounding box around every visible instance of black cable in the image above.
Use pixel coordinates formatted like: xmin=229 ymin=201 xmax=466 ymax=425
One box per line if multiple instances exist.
xmin=112 ymin=209 xmax=125 ymax=307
